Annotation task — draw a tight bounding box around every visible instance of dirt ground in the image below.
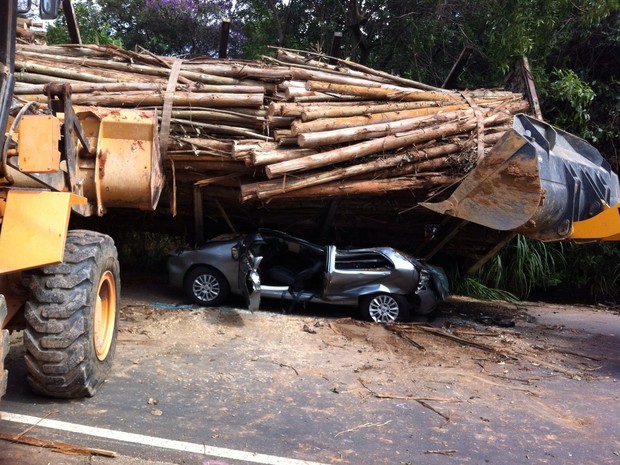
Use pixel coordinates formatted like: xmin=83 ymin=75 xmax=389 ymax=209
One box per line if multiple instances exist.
xmin=114 ymin=274 xmax=620 ymax=463
xmin=2 ymin=273 xmax=620 ymax=464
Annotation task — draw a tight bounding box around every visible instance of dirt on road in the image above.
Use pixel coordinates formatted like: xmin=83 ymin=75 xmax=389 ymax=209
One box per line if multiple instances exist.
xmin=2 ymin=273 xmax=620 ymax=464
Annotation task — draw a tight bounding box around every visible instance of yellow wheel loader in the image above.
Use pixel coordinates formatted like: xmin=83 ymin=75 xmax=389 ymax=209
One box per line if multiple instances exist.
xmin=0 ymin=0 xmax=163 ymax=398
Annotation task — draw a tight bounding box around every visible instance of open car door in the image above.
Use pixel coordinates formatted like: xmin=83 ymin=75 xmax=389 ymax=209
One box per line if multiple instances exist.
xmin=238 ymin=235 xmax=262 ymax=311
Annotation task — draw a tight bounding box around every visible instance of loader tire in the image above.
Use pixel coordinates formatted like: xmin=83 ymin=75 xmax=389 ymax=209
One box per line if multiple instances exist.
xmin=0 ymin=295 xmax=8 ymax=400
xmin=23 ymin=230 xmax=120 ymax=398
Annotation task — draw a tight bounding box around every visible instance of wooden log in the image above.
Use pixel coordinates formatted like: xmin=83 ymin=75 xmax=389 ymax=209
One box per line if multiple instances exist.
xmin=251 ymin=147 xmax=318 ymax=166
xmin=0 ymin=432 xmax=116 ymax=457
xmin=266 ymin=101 xmax=529 ymax=178
xmin=21 ymin=91 xmax=264 ymax=108
xmin=231 ymin=139 xmax=277 ymax=153
xmin=16 ymin=48 xmax=266 ymax=87
xmin=269 ymin=174 xmax=455 ymax=199
xmin=170 ymin=119 xmax=271 ymax=139
xmin=171 ymin=137 xmax=233 ymax=154
xmin=168 ymin=110 xmax=265 ymax=129
xmin=13 ymin=82 xmax=265 ymax=95
xmin=305 ymin=81 xmax=461 ymax=102
xmin=295 ymin=109 xmax=476 ymax=150
xmin=275 ymin=48 xmax=445 ymax=92
xmin=13 ymin=72 xmax=84 ymax=84
xmin=300 ymin=101 xmax=448 ymax=121
xmin=243 ymin=138 xmax=476 ymax=201
xmin=15 ymin=59 xmax=127 ymax=83
xmin=168 ymin=154 xmax=236 ymax=162
xmin=268 ymin=101 xmax=363 ymax=117
xmin=285 ymin=86 xmax=366 ymax=102
xmin=291 ymin=104 xmax=470 ymax=135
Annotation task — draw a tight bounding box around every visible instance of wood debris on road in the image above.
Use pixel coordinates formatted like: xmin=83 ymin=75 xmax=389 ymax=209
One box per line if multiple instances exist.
xmin=0 ymin=432 xmax=117 ymax=457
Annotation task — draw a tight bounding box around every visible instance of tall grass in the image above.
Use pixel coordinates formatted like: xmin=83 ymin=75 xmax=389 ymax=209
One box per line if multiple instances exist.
xmin=456 ymin=236 xmax=620 ymax=304
xmin=475 ymin=235 xmax=565 ymax=300
xmin=451 ymin=274 xmax=520 ymax=302
xmin=452 ymin=235 xmax=564 ymax=302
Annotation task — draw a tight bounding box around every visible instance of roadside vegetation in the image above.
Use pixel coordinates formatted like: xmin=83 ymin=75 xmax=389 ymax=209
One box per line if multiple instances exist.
xmin=47 ymin=0 xmax=620 ymax=303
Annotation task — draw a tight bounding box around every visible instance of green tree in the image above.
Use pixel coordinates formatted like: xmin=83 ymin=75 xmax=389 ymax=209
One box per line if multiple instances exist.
xmin=47 ymin=0 xmax=120 ymax=45
xmin=95 ymin=0 xmax=249 ymax=56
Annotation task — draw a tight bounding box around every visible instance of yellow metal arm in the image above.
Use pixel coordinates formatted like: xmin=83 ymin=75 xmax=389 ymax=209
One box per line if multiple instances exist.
xmin=570 ymin=203 xmax=620 ymax=241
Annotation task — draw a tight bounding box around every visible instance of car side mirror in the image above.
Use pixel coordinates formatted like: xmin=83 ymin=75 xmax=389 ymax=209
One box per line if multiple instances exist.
xmin=231 ymin=246 xmax=239 ymax=260
xmin=39 ymin=0 xmax=60 ymax=19
xmin=17 ymin=0 xmax=31 ymax=14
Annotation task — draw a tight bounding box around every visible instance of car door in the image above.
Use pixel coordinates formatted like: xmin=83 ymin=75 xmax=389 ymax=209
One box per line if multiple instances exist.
xmin=237 ymin=234 xmax=262 ymax=311
xmin=323 ymin=247 xmax=395 ymax=297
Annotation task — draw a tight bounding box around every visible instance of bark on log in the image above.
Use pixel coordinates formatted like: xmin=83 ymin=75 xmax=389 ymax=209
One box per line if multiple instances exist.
xmin=269 ymin=174 xmax=455 ymax=199
xmin=21 ymin=91 xmax=264 ymax=108
xmin=306 ymin=81 xmax=461 ymax=102
xmin=266 ymin=101 xmax=529 ymax=178
xmin=291 ymin=104 xmax=470 ymax=135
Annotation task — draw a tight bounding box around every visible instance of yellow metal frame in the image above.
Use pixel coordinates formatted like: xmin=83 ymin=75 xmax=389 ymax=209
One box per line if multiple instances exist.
xmin=570 ymin=202 xmax=620 ymax=241
xmin=17 ymin=115 xmax=61 ymax=173
xmin=0 ymin=190 xmax=86 ymax=274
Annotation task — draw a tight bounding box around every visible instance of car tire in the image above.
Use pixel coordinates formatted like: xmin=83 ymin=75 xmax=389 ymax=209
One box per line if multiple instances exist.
xmin=184 ymin=266 xmax=230 ymax=306
xmin=23 ymin=230 xmax=120 ymax=398
xmin=360 ymin=293 xmax=409 ymax=324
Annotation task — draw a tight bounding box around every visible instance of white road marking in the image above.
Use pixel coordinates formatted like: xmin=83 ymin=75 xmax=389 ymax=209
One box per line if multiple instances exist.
xmin=0 ymin=411 xmax=330 ymax=465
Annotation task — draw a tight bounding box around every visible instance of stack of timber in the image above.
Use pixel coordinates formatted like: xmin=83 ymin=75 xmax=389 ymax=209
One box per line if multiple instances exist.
xmin=16 ymin=18 xmax=47 ymax=44
xmin=13 ymin=44 xmax=530 ymax=265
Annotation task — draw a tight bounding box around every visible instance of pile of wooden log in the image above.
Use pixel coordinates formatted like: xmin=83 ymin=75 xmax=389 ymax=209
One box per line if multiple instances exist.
xmin=13 ymin=43 xmax=530 ymax=260
xmin=16 ymin=18 xmax=47 ymax=44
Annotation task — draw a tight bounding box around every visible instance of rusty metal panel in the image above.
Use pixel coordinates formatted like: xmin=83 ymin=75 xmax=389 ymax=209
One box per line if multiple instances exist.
xmin=73 ymin=107 xmax=163 ymax=215
xmin=17 ymin=115 xmax=61 ymax=173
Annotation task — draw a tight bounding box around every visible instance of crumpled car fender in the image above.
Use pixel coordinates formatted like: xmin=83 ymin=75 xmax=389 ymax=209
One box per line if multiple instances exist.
xmin=354 ymin=283 xmax=405 ymax=298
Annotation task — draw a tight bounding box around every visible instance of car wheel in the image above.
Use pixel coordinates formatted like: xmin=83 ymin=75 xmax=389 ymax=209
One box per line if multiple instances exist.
xmin=360 ymin=293 xmax=409 ymax=324
xmin=184 ymin=267 xmax=230 ymax=306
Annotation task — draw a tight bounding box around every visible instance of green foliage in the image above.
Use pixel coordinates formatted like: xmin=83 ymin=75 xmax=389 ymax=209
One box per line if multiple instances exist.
xmin=90 ymin=0 xmax=248 ymax=57
xmin=547 ymin=68 xmax=595 ymax=135
xmin=559 ymin=242 xmax=620 ymax=302
xmin=472 ymin=235 xmax=564 ymax=300
xmin=117 ymin=231 xmax=181 ymax=271
xmin=450 ymin=275 xmax=520 ymax=303
xmin=46 ymin=0 xmax=121 ymax=45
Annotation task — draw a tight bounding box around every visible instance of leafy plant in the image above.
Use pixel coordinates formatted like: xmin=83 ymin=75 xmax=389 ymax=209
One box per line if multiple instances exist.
xmin=46 ymin=0 xmax=122 ymax=45
xmin=547 ymin=68 xmax=596 ymax=134
xmin=560 ymin=242 xmax=620 ymax=303
xmin=450 ymin=275 xmax=520 ymax=303
xmin=473 ymin=235 xmax=565 ymax=300
xmin=117 ymin=231 xmax=182 ymax=271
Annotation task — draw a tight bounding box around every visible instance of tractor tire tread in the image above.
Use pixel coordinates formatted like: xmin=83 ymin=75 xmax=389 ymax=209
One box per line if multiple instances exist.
xmin=24 ymin=231 xmax=119 ymax=398
xmin=0 ymin=295 xmax=7 ymax=399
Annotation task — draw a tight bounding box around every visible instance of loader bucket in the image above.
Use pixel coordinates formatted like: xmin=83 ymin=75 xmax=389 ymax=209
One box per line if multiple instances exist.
xmin=75 ymin=107 xmax=164 ymax=216
xmin=421 ymin=114 xmax=620 ymax=242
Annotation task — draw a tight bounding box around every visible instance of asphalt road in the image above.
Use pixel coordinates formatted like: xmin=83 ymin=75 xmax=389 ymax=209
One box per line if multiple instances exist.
xmin=1 ymin=274 xmax=619 ymax=465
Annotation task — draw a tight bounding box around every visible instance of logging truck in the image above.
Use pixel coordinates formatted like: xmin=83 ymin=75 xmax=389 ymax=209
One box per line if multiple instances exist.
xmin=0 ymin=0 xmax=163 ymax=399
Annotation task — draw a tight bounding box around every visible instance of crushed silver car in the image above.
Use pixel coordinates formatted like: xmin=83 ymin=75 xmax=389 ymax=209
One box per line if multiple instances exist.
xmin=167 ymin=229 xmax=449 ymax=323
